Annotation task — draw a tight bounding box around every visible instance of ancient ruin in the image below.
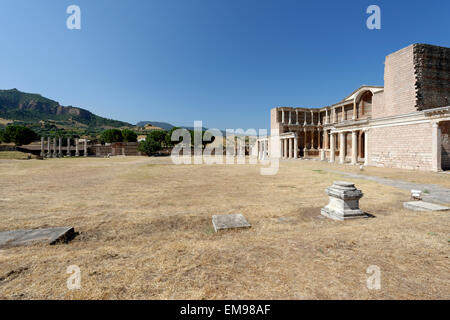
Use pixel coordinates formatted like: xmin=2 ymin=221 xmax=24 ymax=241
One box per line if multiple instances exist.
xmin=321 ymin=181 xmax=367 ymax=221
xmin=257 ymin=43 xmax=450 ymax=172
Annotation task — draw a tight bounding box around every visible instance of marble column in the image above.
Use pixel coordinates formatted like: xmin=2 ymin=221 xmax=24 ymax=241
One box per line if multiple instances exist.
xmin=325 ymin=109 xmax=329 ymax=124
xmin=58 ymin=137 xmax=62 ymax=157
xmin=321 ymin=130 xmax=326 ymax=161
xmin=75 ymin=138 xmax=79 ymax=157
xmin=67 ymin=137 xmax=71 ymax=157
xmin=293 ymin=136 xmax=298 ymax=159
xmin=40 ymin=137 xmax=44 ymax=157
xmin=352 ymin=101 xmax=357 ymax=120
xmin=295 ymin=110 xmax=299 ymax=125
xmin=339 ymin=132 xmax=345 ymax=164
xmin=84 ymin=140 xmax=88 ymax=157
xmin=329 ymin=133 xmax=335 ymax=163
xmin=351 ymin=131 xmax=357 ymax=165
xmin=303 ymin=130 xmax=307 ymax=152
xmin=310 ymin=110 xmax=314 ymax=125
xmin=281 ymin=110 xmax=285 ymax=124
xmin=303 ymin=111 xmax=307 ymax=126
xmin=364 ymin=130 xmax=369 ymax=166
xmin=52 ymin=138 xmax=57 ymax=158
xmin=310 ymin=129 xmax=315 ymax=150
xmin=47 ymin=137 xmax=51 ymax=158
xmin=283 ymin=138 xmax=288 ymax=159
xmin=431 ymin=122 xmax=441 ymax=172
xmin=288 ymin=138 xmax=293 ymax=158
xmin=288 ymin=110 xmax=292 ymax=125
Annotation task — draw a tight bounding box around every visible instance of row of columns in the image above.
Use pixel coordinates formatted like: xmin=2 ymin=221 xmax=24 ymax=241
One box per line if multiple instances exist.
xmin=40 ymin=137 xmax=87 ymax=158
xmin=325 ymin=129 xmax=369 ymax=166
xmin=280 ymin=136 xmax=298 ymax=159
xmin=258 ymin=140 xmax=269 ymax=160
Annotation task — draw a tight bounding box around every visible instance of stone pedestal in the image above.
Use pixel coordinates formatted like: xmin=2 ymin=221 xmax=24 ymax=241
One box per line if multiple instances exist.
xmin=321 ymin=181 xmax=367 ymax=221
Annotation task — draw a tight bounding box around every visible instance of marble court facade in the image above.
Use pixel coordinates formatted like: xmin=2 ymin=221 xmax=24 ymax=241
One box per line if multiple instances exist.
xmin=258 ymin=43 xmax=450 ymax=172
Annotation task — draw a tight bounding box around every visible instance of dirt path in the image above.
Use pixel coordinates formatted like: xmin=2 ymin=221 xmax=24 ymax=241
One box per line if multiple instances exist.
xmin=330 ymin=170 xmax=450 ymax=205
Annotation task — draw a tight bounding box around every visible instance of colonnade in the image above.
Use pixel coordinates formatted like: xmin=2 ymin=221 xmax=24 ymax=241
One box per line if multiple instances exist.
xmin=40 ymin=137 xmax=88 ymax=158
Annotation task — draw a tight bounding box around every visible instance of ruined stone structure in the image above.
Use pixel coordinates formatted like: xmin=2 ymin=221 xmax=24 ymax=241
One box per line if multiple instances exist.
xmin=260 ymin=43 xmax=450 ymax=171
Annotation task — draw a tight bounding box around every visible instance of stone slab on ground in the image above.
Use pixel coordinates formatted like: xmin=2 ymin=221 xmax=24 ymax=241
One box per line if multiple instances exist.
xmin=212 ymin=214 xmax=251 ymax=232
xmin=403 ymin=201 xmax=450 ymax=212
xmin=0 ymin=227 xmax=75 ymax=248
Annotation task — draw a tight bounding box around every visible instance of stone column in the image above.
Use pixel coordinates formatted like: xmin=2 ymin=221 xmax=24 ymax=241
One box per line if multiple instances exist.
xmin=75 ymin=138 xmax=79 ymax=157
xmin=303 ymin=129 xmax=307 ymax=151
xmin=281 ymin=110 xmax=285 ymax=124
xmin=310 ymin=110 xmax=314 ymax=125
xmin=58 ymin=137 xmax=62 ymax=157
xmin=352 ymin=101 xmax=357 ymax=120
xmin=40 ymin=137 xmax=44 ymax=157
xmin=325 ymin=109 xmax=329 ymax=124
xmin=283 ymin=138 xmax=288 ymax=159
xmin=321 ymin=130 xmax=326 ymax=161
xmin=329 ymin=133 xmax=335 ymax=163
xmin=318 ymin=112 xmax=321 ymax=126
xmin=324 ymin=129 xmax=329 ymax=149
xmin=52 ymin=138 xmax=57 ymax=158
xmin=84 ymin=140 xmax=88 ymax=157
xmin=67 ymin=137 xmax=71 ymax=157
xmin=47 ymin=137 xmax=51 ymax=158
xmin=311 ymin=128 xmax=315 ymax=149
xmin=339 ymin=132 xmax=345 ymax=164
xmin=295 ymin=110 xmax=299 ymax=125
xmin=431 ymin=122 xmax=441 ymax=172
xmin=364 ymin=130 xmax=369 ymax=166
xmin=351 ymin=131 xmax=357 ymax=165
xmin=293 ymin=136 xmax=298 ymax=159
xmin=303 ymin=111 xmax=307 ymax=126
xmin=342 ymin=106 xmax=345 ymax=121
xmin=288 ymin=110 xmax=292 ymax=125
xmin=288 ymin=138 xmax=293 ymax=158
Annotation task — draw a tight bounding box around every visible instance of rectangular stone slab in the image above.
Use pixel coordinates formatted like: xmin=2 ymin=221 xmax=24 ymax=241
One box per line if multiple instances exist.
xmin=403 ymin=201 xmax=449 ymax=212
xmin=0 ymin=227 xmax=75 ymax=248
xmin=212 ymin=214 xmax=251 ymax=232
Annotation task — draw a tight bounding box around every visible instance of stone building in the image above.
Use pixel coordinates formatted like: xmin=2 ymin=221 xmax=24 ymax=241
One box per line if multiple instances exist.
xmin=260 ymin=43 xmax=450 ymax=172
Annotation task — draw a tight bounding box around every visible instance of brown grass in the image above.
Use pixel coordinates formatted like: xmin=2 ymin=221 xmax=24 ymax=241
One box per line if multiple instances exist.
xmin=0 ymin=157 xmax=449 ymax=299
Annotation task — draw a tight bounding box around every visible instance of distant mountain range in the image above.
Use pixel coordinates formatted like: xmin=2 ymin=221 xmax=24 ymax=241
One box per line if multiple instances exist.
xmin=0 ymin=88 xmax=226 ymax=136
xmin=0 ymin=89 xmax=132 ymax=129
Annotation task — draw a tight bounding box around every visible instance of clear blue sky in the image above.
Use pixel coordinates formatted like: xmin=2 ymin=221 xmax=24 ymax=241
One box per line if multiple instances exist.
xmin=0 ymin=0 xmax=449 ymax=130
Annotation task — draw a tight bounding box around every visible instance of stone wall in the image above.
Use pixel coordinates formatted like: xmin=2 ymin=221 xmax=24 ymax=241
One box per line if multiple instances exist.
xmin=376 ymin=45 xmax=417 ymax=119
xmin=414 ymin=44 xmax=450 ymax=110
xmin=368 ymin=122 xmax=433 ymax=170
xmin=441 ymin=121 xmax=450 ymax=170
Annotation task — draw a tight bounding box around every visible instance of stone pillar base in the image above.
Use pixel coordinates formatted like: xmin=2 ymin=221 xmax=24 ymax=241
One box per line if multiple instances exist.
xmin=321 ymin=181 xmax=369 ymax=221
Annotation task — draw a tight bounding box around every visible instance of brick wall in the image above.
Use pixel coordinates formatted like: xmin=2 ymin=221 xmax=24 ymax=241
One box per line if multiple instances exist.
xmin=441 ymin=121 xmax=450 ymax=170
xmin=368 ymin=122 xmax=432 ymax=170
xmin=414 ymin=44 xmax=450 ymax=110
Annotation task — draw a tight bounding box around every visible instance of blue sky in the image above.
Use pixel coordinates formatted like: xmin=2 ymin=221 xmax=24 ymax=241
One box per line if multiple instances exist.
xmin=0 ymin=0 xmax=449 ymax=130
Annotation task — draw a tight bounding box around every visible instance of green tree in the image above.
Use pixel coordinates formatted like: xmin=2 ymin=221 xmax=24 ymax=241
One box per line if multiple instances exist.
xmin=138 ymin=136 xmax=162 ymax=156
xmin=100 ymin=129 xmax=123 ymax=143
xmin=122 ymin=129 xmax=137 ymax=142
xmin=2 ymin=125 xmax=38 ymax=145
xmin=165 ymin=127 xmax=181 ymax=146
xmin=147 ymin=130 xmax=167 ymax=145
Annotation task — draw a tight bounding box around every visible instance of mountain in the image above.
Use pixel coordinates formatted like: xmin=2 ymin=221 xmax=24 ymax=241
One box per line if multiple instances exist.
xmin=0 ymin=89 xmax=131 ymax=129
xmin=136 ymin=121 xmax=174 ymax=131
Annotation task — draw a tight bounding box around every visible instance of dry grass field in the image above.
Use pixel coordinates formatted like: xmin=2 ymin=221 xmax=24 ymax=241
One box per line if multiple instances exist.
xmin=0 ymin=155 xmax=449 ymax=299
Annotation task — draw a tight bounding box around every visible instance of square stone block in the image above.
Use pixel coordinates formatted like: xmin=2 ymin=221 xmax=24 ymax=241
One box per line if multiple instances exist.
xmin=403 ymin=201 xmax=449 ymax=212
xmin=212 ymin=214 xmax=251 ymax=232
xmin=0 ymin=227 xmax=75 ymax=248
